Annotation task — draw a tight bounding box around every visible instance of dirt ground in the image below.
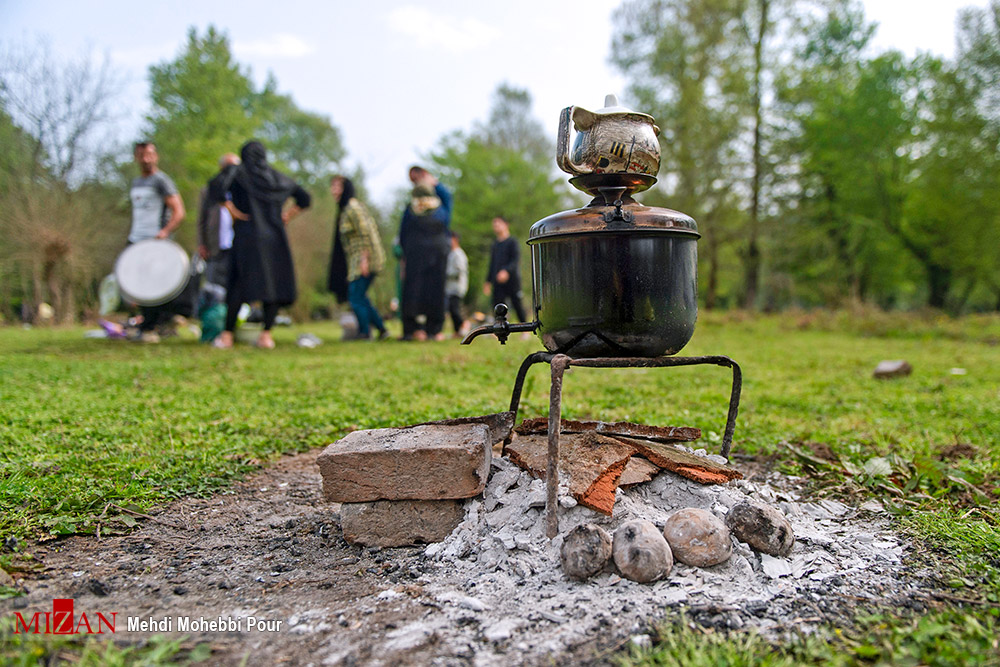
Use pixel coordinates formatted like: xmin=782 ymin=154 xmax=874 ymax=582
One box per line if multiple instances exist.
xmin=3 ymin=450 xmax=631 ymax=665
xmin=2 ymin=450 xmax=945 ymax=666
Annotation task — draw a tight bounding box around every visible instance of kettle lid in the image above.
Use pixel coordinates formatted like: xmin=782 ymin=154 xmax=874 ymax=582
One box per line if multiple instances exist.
xmin=598 ymin=94 xmax=630 ymax=113
xmin=593 ymin=94 xmax=653 ymax=119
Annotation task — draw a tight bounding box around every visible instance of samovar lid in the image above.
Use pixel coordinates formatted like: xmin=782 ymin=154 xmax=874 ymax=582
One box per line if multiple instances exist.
xmin=528 ymin=198 xmax=699 ymax=242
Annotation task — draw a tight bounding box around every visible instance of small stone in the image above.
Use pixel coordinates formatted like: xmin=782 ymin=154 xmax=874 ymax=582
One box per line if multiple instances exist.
xmin=726 ymin=500 xmax=795 ymax=557
xmin=662 ymin=508 xmax=732 ymax=567
xmin=873 ymin=360 xmax=912 ymax=379
xmin=483 ymin=618 xmax=519 ymax=642
xmin=457 ymin=595 xmax=487 ymax=612
xmin=612 ymin=519 xmax=673 ymax=583
xmin=0 ymin=569 xmax=14 ymax=587
xmin=560 ymin=523 xmax=613 ymax=581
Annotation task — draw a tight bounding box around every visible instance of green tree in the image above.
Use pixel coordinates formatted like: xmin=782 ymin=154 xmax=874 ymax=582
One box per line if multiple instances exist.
xmin=474 ymin=83 xmax=551 ymax=165
xmin=428 ymin=85 xmax=565 ymax=309
xmin=773 ymin=2 xmax=919 ymax=307
xmin=902 ymin=58 xmax=1000 ymax=310
xmin=145 ymin=26 xmax=261 ymax=220
xmin=257 ymin=85 xmax=346 ymax=190
xmin=957 ymin=0 xmax=1000 ymax=129
xmin=777 ymin=3 xmax=997 ymax=311
xmin=611 ymin=0 xmax=750 ymax=308
xmin=956 ymin=0 xmax=1000 ymax=308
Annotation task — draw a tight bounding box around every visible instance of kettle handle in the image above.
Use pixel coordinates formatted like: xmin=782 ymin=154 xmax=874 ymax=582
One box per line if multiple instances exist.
xmin=556 ymin=106 xmax=586 ymax=176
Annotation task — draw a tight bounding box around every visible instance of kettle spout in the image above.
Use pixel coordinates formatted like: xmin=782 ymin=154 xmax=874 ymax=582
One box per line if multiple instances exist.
xmin=461 ymin=323 xmax=503 ymax=345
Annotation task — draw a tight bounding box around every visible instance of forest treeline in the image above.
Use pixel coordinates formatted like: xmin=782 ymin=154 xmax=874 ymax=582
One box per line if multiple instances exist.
xmin=1 ymin=0 xmax=998 ymax=324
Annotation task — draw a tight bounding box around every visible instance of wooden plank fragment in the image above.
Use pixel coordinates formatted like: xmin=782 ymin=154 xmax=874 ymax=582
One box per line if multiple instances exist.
xmin=506 ymin=432 xmax=634 ymax=515
xmin=613 ymin=436 xmax=742 ymax=485
xmin=619 ymin=456 xmax=660 ymax=488
xmin=514 ymin=418 xmax=701 ymax=443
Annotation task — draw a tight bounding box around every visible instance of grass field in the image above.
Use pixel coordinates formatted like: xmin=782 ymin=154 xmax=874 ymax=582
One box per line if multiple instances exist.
xmin=1 ymin=310 xmax=999 ymax=663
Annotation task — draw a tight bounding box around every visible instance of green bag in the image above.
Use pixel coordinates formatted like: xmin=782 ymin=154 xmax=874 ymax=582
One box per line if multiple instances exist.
xmin=199 ymin=303 xmax=227 ymax=343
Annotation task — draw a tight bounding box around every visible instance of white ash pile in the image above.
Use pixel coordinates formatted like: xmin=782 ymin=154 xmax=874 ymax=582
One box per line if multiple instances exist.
xmin=398 ymin=453 xmax=916 ymax=662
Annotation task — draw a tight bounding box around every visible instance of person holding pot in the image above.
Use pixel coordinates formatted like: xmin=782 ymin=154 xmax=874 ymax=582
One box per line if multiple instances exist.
xmin=208 ymin=140 xmax=310 ymax=349
xmin=328 ymin=175 xmax=388 ymax=341
xmin=398 ymin=166 xmax=452 ymax=341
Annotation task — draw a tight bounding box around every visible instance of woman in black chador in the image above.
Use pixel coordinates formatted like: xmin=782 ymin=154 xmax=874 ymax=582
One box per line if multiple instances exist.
xmin=398 ymin=166 xmax=452 ymax=341
xmin=209 ymin=140 xmax=310 ymax=349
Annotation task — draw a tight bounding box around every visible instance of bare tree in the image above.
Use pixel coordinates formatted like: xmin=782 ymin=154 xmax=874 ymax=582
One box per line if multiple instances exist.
xmin=0 ymin=40 xmax=128 ymax=322
xmin=0 ymin=38 xmax=127 ymax=185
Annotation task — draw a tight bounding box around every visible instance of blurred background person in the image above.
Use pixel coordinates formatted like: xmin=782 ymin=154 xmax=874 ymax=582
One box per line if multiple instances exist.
xmin=198 ymin=152 xmax=240 ymax=287
xmin=398 ymin=166 xmax=452 ymax=341
xmin=209 ymin=140 xmax=310 ymax=349
xmin=128 ymin=141 xmax=186 ymax=343
xmin=328 ymin=175 xmax=388 ymax=341
xmin=197 ymin=152 xmax=240 ymax=342
xmin=483 ymin=216 xmax=527 ymax=323
xmin=445 ymin=231 xmax=469 ymax=338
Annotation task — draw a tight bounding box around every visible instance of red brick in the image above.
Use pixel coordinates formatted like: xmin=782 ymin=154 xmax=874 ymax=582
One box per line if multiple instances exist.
xmin=340 ymin=499 xmax=466 ymax=547
xmin=317 ymin=424 xmax=491 ymax=502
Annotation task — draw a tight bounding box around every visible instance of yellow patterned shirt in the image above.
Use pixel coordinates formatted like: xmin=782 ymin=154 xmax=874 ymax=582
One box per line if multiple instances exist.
xmin=340 ymin=198 xmax=386 ymax=281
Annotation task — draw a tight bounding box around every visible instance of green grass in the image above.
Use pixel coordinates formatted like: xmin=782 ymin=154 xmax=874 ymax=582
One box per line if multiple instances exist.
xmin=619 ymin=610 xmax=1000 ymax=666
xmin=1 ymin=313 xmax=998 ymax=538
xmin=0 ymin=621 xmax=211 ymax=666
xmin=1 ymin=311 xmax=1000 ymax=664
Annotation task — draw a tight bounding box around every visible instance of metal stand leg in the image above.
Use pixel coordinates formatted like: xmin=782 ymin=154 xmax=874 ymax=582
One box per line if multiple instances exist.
xmin=721 ymin=361 xmax=742 ymax=459
xmin=505 ymin=351 xmax=744 ymax=539
xmin=508 ymin=352 xmax=553 ymax=421
xmin=546 ymin=355 xmax=570 ymax=538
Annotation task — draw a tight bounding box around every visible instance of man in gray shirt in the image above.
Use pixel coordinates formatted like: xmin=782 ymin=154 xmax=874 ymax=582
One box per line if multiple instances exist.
xmin=129 ymin=141 xmax=185 ymax=342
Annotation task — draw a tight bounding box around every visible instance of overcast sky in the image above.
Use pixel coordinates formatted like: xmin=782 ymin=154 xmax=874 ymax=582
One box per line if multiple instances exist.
xmin=0 ymin=0 xmax=990 ymax=206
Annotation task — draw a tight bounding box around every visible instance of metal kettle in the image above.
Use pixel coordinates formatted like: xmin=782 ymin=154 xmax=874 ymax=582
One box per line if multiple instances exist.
xmin=556 ymin=94 xmax=661 ymax=181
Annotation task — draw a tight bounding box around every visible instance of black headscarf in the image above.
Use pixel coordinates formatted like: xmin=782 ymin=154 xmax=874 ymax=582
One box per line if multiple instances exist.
xmin=335 ymin=176 xmax=356 ymax=220
xmin=327 ymin=176 xmax=354 ymax=303
xmin=233 ymin=141 xmax=299 ymax=204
